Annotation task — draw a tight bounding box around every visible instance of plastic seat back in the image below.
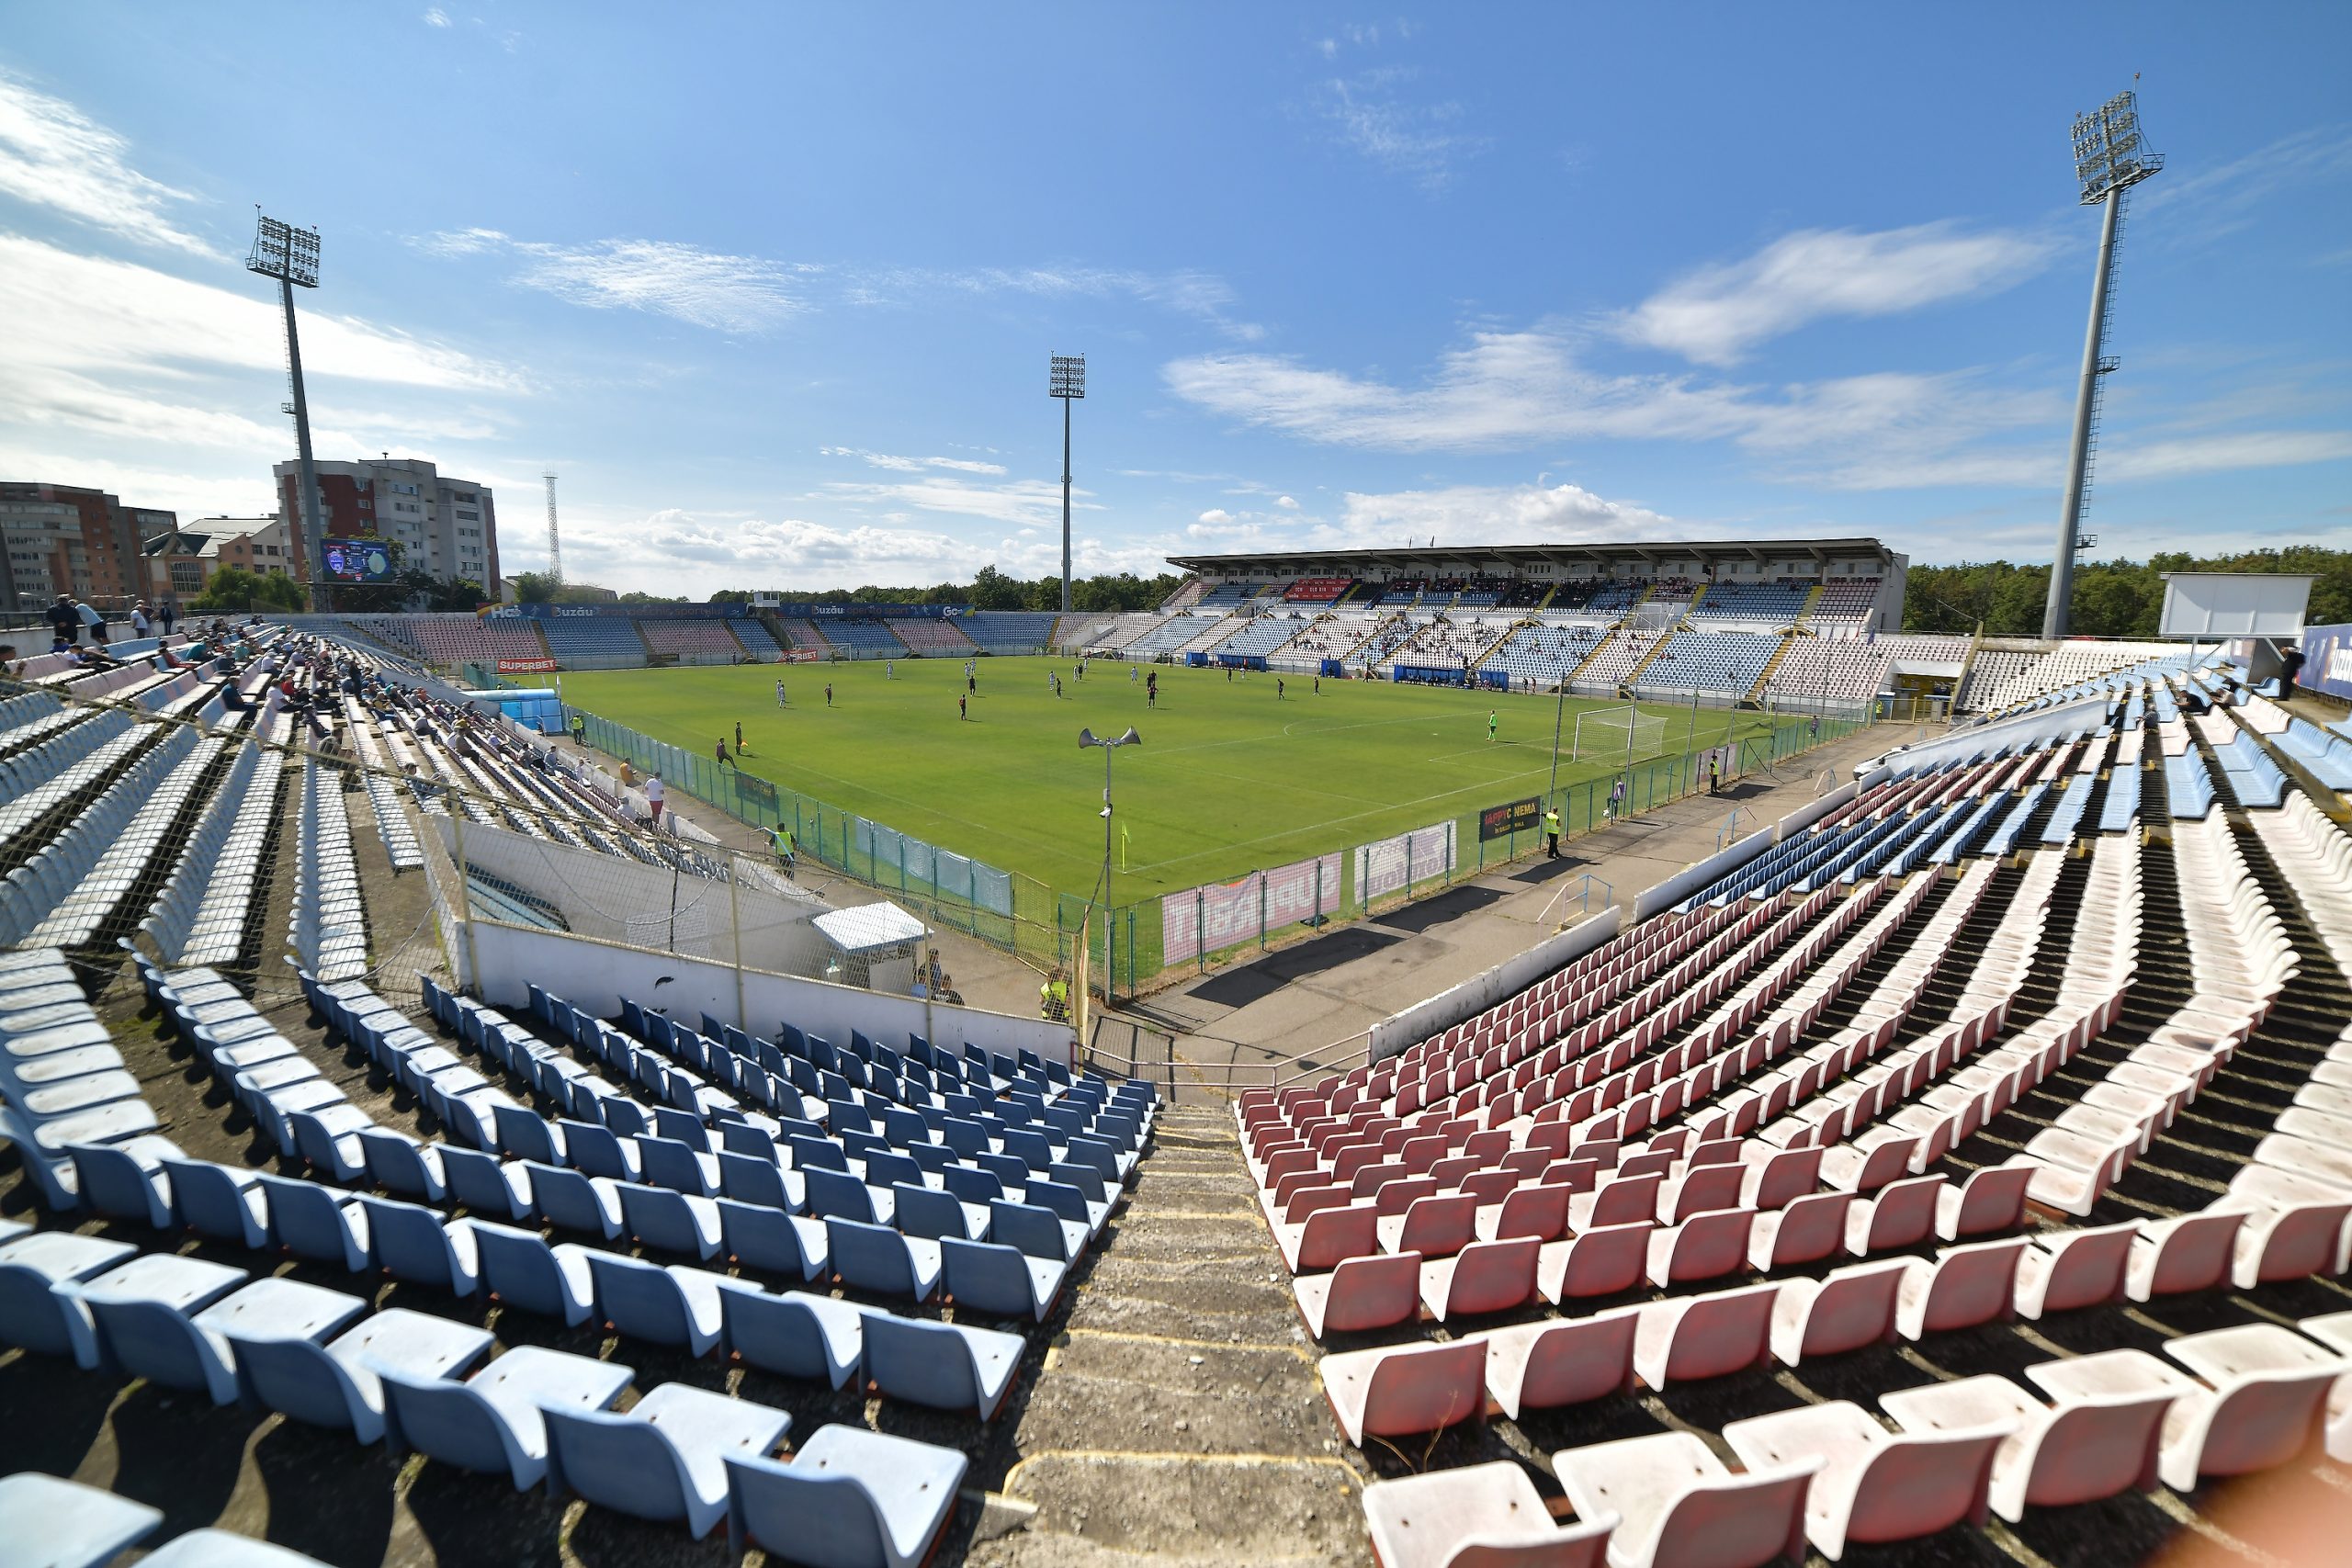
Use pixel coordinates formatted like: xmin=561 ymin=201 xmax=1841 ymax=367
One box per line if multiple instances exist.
xmin=470 ymin=1221 xmax=577 ymax=1320
xmin=863 ymin=1314 xmax=979 ymax=1412
xmin=544 ymin=1406 xmax=693 ymax=1524
xmin=586 ymin=1253 xmax=695 ymax=1345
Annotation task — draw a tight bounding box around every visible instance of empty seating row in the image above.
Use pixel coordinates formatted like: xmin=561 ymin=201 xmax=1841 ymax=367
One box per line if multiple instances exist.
xmin=290 ymin=756 xmax=368 ymax=981
xmin=537 ymin=615 xmax=649 ymax=665
xmin=0 ymin=1237 xmax=972 ymax=1563
xmin=637 ymin=617 xmax=747 ymax=660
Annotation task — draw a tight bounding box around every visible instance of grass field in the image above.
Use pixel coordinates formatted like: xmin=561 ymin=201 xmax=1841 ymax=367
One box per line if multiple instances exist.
xmin=559 ymin=657 xmax=1780 ymax=906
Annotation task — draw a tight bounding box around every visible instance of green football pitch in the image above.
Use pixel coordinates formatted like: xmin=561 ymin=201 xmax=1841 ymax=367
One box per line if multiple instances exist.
xmin=558 ymin=657 xmax=1777 ymax=904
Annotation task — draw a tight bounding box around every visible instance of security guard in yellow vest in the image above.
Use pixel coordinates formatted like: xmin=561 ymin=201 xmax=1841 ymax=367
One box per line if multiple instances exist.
xmin=1041 ymin=967 xmax=1070 ymax=1022
xmin=1544 ymin=806 xmax=1563 ymax=859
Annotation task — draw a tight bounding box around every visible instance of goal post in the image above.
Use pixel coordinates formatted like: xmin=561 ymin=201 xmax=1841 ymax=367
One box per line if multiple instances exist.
xmin=1572 ymin=703 xmax=1668 ymax=763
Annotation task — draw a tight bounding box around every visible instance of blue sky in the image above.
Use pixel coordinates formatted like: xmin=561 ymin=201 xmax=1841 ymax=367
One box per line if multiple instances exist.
xmin=3 ymin=3 xmax=2347 ymax=595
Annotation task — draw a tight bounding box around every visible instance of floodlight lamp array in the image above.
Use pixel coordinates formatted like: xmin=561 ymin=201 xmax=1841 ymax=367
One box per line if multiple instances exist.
xmin=247 ymin=214 xmax=322 ymax=288
xmin=1050 ymin=355 xmax=1086 ymax=400
xmin=2071 ymin=91 xmax=2163 ymax=206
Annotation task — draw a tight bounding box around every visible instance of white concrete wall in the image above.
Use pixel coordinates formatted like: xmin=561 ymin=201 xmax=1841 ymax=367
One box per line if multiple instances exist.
xmin=464 ymin=919 xmax=1074 ymax=1069
xmin=1775 ymin=780 xmax=1859 ymax=840
xmin=1368 ymin=908 xmax=1623 ymax=1064
xmin=1633 ymin=828 xmax=1778 ymax=920
xmin=434 ymin=816 xmax=833 ymax=977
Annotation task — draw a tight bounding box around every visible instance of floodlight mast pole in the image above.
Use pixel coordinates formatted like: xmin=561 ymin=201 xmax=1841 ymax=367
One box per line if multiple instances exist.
xmin=249 ymin=213 xmax=327 ymax=613
xmin=2046 ymin=91 xmax=2162 ymax=639
xmin=1080 ymin=726 xmax=1139 ymax=1005
xmin=1051 ymin=355 xmax=1085 ymax=614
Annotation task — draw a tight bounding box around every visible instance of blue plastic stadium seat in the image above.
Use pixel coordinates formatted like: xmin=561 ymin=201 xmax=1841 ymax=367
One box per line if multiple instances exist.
xmin=718 ymin=1286 xmax=865 ymax=1388
xmin=584 ymin=1251 xmax=727 ymax=1354
xmin=860 ymin=1312 xmax=1022 ymax=1418
xmin=232 ymin=1304 xmax=492 ymax=1444
xmin=825 ymin=1217 xmax=942 ymax=1301
xmin=718 ymin=1198 xmax=831 ymax=1281
xmin=381 ymin=1344 xmax=636 ymax=1490
xmin=0 ymin=1230 xmax=139 ymax=1366
xmin=725 ymin=1425 xmax=969 ymax=1568
xmin=469 ymin=1219 xmax=598 ymax=1325
xmin=0 ymin=1472 xmax=162 ymax=1568
xmin=545 ymin=1382 xmax=792 ymax=1539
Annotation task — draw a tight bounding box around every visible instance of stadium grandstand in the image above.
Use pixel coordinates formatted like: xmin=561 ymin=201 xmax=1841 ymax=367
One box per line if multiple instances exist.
xmin=8 ymin=596 xmax=2351 ymax=1565
xmin=6 ymin=563 xmax=2350 ymax=1568
xmin=0 ymin=609 xmax=1160 ymax=1568
xmin=1249 ymin=645 xmax=2352 ymax=1568
xmin=882 ymin=615 xmax=978 ymax=656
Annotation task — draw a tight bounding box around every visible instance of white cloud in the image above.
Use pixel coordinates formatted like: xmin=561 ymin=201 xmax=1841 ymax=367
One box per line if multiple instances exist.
xmin=1612 ymin=222 xmax=2059 ymax=367
xmin=1166 ymin=325 xmax=1753 ymax=451
xmin=820 ymin=446 xmax=1009 ymax=477
xmin=865 ymin=264 xmax=1262 ymax=341
xmin=423 ymin=6 xmax=451 ymax=26
xmin=0 ymin=234 xmax=520 ymax=392
xmin=0 ymin=232 xmax=523 ymax=523
xmin=1159 ymin=476 xmax=1670 ymax=556
xmin=822 ymin=475 xmax=1091 ymax=530
xmin=2139 ymin=126 xmax=2352 ymax=246
xmin=419 ymin=230 xmax=811 ymax=333
xmin=2101 ymin=429 xmax=2352 ymax=483
xmin=1340 ymin=480 xmax=1672 ymax=541
xmin=0 ymin=69 xmax=209 ymax=254
xmin=1316 ymin=67 xmax=1488 ymax=191
xmin=1275 ymin=494 xmax=1299 ymax=509
xmin=562 ymin=509 xmax=971 ymax=596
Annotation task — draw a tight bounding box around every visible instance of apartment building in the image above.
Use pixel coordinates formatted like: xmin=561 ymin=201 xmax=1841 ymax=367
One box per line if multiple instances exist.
xmin=272 ymin=456 xmax=499 ymax=588
xmin=0 ymin=480 xmax=170 ymax=612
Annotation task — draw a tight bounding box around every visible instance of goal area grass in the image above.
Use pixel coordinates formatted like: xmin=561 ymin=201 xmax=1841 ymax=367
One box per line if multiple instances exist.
xmin=557 ymin=656 xmax=1779 ymax=906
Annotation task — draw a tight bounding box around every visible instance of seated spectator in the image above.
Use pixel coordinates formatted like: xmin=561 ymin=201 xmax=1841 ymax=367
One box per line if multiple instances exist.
xmin=0 ymin=643 xmax=20 ymax=680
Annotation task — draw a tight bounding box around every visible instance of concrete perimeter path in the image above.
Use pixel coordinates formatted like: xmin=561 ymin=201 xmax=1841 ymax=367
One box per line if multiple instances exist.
xmin=1137 ymin=724 xmax=1906 ymax=1096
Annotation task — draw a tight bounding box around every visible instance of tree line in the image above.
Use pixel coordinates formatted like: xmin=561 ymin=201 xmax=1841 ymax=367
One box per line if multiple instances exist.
xmin=1902 ymin=547 xmax=2352 ymax=637
xmin=704 ymin=565 xmax=1184 ymax=613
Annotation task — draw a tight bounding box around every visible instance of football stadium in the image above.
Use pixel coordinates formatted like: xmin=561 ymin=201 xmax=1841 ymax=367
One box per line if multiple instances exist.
xmin=6 ymin=9 xmax=2352 ymax=1568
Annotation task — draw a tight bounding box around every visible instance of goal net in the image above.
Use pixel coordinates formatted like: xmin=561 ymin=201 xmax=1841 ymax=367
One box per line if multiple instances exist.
xmin=1573 ymin=705 xmax=1669 ymax=763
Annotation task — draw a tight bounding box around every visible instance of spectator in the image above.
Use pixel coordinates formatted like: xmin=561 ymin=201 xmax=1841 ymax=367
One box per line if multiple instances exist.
xmin=46 ymin=594 xmax=78 ymax=646
xmin=2280 ymin=641 xmax=2307 ymax=700
xmin=130 ymin=601 xmax=152 ymax=637
xmin=0 ymin=644 xmax=17 ymax=680
xmin=160 ymin=599 xmax=177 ymax=636
xmin=76 ymin=599 xmax=104 ymax=642
xmin=644 ymin=772 xmax=666 ymax=828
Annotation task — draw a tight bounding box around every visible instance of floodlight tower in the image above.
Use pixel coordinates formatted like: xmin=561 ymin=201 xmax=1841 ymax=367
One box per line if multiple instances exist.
xmin=2044 ymin=90 xmax=2163 ymax=639
xmin=544 ymin=470 xmax=562 ymax=582
xmin=247 ymin=212 xmax=327 ymax=609
xmin=1050 ymin=355 xmax=1085 ymax=613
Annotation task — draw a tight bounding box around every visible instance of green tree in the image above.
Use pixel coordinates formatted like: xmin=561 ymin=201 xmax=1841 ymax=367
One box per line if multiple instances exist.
xmin=513 ymin=570 xmax=560 ymax=604
xmin=189 ymin=567 xmax=305 ymax=613
xmin=966 ymin=565 xmax=1027 ymax=611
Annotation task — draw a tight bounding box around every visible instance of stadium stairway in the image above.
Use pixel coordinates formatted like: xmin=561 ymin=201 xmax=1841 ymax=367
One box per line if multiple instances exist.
xmin=1743 ymin=633 xmax=1796 ymax=703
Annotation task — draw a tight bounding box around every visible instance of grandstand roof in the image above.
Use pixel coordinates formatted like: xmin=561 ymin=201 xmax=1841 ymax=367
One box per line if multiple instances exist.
xmin=1167 ymin=536 xmax=1900 ymax=576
